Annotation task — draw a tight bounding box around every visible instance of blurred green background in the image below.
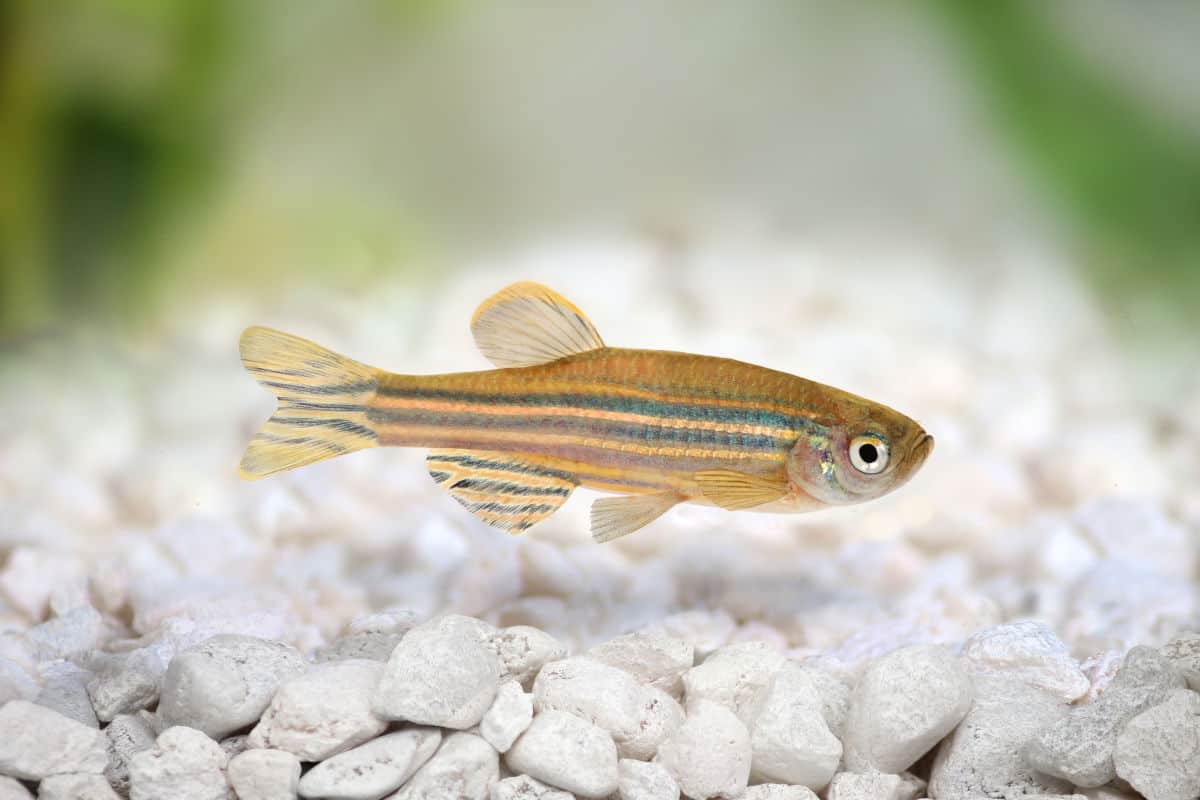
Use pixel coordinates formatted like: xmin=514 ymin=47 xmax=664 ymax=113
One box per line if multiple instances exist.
xmin=1 ymin=0 xmax=1197 ymax=340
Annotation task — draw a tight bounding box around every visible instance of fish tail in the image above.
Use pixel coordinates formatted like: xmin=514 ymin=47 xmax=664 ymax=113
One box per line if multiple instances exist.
xmin=237 ymin=326 xmax=380 ymax=479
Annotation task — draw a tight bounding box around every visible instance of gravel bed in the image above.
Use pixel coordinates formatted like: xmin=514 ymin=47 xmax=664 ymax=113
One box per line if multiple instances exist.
xmin=1 ymin=237 xmax=1198 ymax=799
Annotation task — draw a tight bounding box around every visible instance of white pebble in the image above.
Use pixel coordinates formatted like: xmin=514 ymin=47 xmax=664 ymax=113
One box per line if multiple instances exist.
xmin=227 ymin=749 xmax=300 ymax=800
xmin=36 ymin=660 xmax=99 ymax=728
xmin=0 ymin=657 xmax=38 ymax=706
xmin=35 ymin=773 xmax=120 ymax=800
xmin=25 ymin=606 xmax=105 ymax=662
xmin=1025 ymin=646 xmax=1184 ymax=787
xmin=1113 ymin=688 xmax=1200 ymax=800
xmin=826 ymin=771 xmax=925 ymax=800
xmin=682 ymin=642 xmax=786 ymax=726
xmin=248 ymin=659 xmax=387 ymax=761
xmin=480 ymin=681 xmax=533 ymax=753
xmin=0 ymin=777 xmax=31 ymax=800
xmin=741 ymin=786 xmax=819 ymax=800
xmin=129 ymin=725 xmax=232 ymax=800
xmin=394 ymin=732 xmax=499 ymax=800
xmin=533 ymin=656 xmax=683 ymax=760
xmin=646 ymin=610 xmax=736 ymax=660
xmin=105 ymin=712 xmax=158 ymax=796
xmin=0 ymin=700 xmax=108 ymax=780
xmin=374 ymin=615 xmax=503 ymax=729
xmin=298 ymin=727 xmax=440 ymax=799
xmin=506 ymin=710 xmax=619 ymax=799
xmin=961 ymin=620 xmax=1090 ymax=702
xmin=748 ymin=661 xmax=842 ymax=790
xmin=490 ymin=774 xmax=573 ymax=800
xmin=489 ymin=626 xmax=567 ymax=687
xmin=589 ymin=632 xmax=695 ymax=698
xmin=842 ymin=644 xmax=974 ymax=773
xmin=796 ymin=662 xmax=851 ymax=738
xmin=314 ymin=631 xmax=403 ymax=663
xmin=929 ymin=675 xmax=1073 ymax=799
xmin=159 ymin=635 xmax=307 ymax=739
xmin=86 ymin=648 xmax=163 ymax=722
xmin=617 ymin=759 xmax=679 ymax=800
xmin=1161 ymin=632 xmax=1200 ymax=690
xmin=654 ymin=700 xmax=751 ymax=800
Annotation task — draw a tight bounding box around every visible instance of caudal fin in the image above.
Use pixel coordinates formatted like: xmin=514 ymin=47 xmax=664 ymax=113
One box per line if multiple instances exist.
xmin=238 ymin=327 xmax=380 ymax=479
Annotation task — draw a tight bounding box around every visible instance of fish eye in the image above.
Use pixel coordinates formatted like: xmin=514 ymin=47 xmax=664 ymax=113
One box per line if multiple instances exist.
xmin=849 ymin=435 xmax=889 ymax=474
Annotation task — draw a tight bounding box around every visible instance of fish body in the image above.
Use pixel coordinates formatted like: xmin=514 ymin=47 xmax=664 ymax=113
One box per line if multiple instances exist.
xmin=239 ymin=282 xmax=933 ymax=541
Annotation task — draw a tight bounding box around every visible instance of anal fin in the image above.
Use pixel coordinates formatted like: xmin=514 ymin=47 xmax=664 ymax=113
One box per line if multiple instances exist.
xmin=591 ymin=492 xmax=680 ymax=543
xmin=694 ymin=469 xmax=787 ymax=510
xmin=427 ymin=449 xmax=578 ymax=534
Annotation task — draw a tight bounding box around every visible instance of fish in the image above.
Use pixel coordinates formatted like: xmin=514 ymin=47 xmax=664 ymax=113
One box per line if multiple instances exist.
xmin=238 ymin=281 xmax=933 ymax=541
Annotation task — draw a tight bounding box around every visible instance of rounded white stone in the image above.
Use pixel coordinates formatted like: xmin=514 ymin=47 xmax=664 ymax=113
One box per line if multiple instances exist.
xmin=35 ymin=660 xmax=99 ymax=728
xmin=826 ymin=771 xmax=925 ymax=800
xmin=748 ymin=661 xmax=842 ymax=790
xmin=682 ymin=642 xmax=786 ymax=727
xmin=741 ymin=786 xmax=819 ymax=800
xmin=617 ymin=759 xmax=679 ymax=800
xmin=0 ymin=776 xmax=32 ymax=800
xmin=394 ymin=732 xmax=499 ymax=800
xmin=374 ymin=615 xmax=503 ymax=729
xmin=227 ymin=749 xmax=301 ymax=800
xmin=842 ymin=644 xmax=974 ymax=773
xmin=654 ymin=700 xmax=751 ymax=800
xmin=961 ymin=620 xmax=1090 ymax=703
xmin=505 ymin=710 xmax=619 ymax=799
xmin=1161 ymin=633 xmax=1200 ymax=690
xmin=129 ymin=726 xmax=231 ymax=800
xmin=85 ymin=647 xmax=163 ymax=722
xmin=37 ymin=773 xmax=121 ymax=800
xmin=298 ymin=727 xmax=440 ymax=799
xmin=589 ymin=632 xmax=695 ymax=698
xmin=0 ymin=700 xmax=108 ymax=781
xmin=1114 ymin=689 xmax=1200 ymax=800
xmin=248 ymin=659 xmax=387 ymax=761
xmin=480 ymin=681 xmax=533 ymax=753
xmin=489 ymin=626 xmax=567 ymax=688
xmin=159 ymin=635 xmax=307 ymax=740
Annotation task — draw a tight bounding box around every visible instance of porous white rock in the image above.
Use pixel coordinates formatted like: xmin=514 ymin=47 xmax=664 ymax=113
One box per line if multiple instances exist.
xmin=0 ymin=700 xmax=108 ymax=780
xmin=227 ymin=749 xmax=300 ymax=800
xmin=617 ymin=759 xmax=679 ymax=800
xmin=0 ymin=776 xmax=31 ymax=800
xmin=795 ymin=662 xmax=851 ymax=738
xmin=748 ymin=660 xmax=841 ymax=790
xmin=1025 ymin=646 xmax=1184 ymax=787
xmin=741 ymin=786 xmax=819 ymax=800
xmin=129 ymin=725 xmax=232 ymax=800
xmin=297 ymin=727 xmax=440 ymax=799
xmin=1113 ymin=688 xmax=1200 ymax=800
xmin=36 ymin=773 xmax=121 ymax=800
xmin=654 ymin=700 xmax=751 ymax=800
xmin=490 ymin=774 xmax=573 ymax=800
xmin=589 ymin=632 xmax=695 ymax=698
xmin=248 ymin=659 xmax=387 ymax=761
xmin=825 ymin=771 xmax=925 ymax=800
xmin=159 ymin=634 xmax=307 ymax=739
xmin=681 ymin=641 xmax=786 ymax=726
xmin=480 ymin=681 xmax=533 ymax=753
xmin=929 ymin=675 xmax=1073 ymax=799
xmin=394 ymin=732 xmax=499 ymax=800
xmin=961 ymin=620 xmax=1090 ymax=702
xmin=105 ymin=711 xmax=158 ymax=796
xmin=25 ymin=606 xmax=105 ymax=662
xmin=841 ymin=644 xmax=974 ymax=773
xmin=1160 ymin=632 xmax=1200 ymax=690
xmin=533 ymin=656 xmax=683 ymax=760
xmin=314 ymin=630 xmax=403 ymax=663
xmin=86 ymin=648 xmax=163 ymax=722
xmin=36 ymin=660 xmax=99 ymax=728
xmin=488 ymin=626 xmax=567 ymax=687
xmin=374 ymin=615 xmax=503 ymax=729
xmin=506 ymin=710 xmax=619 ymax=799
xmin=220 ymin=735 xmax=250 ymax=761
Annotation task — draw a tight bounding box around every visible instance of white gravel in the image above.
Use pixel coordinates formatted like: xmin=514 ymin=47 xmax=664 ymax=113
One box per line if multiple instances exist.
xmin=2 ymin=242 xmax=1199 ymax=799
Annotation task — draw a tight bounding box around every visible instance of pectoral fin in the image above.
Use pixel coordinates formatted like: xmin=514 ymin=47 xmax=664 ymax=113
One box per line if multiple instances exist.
xmin=427 ymin=449 xmax=579 ymax=534
xmin=470 ymin=282 xmax=605 ymax=368
xmin=591 ymin=492 xmax=681 ymax=543
xmin=694 ymin=469 xmax=788 ymax=511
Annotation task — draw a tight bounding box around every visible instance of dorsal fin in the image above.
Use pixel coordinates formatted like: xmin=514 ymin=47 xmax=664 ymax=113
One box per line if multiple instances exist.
xmin=427 ymin=449 xmax=578 ymax=534
xmin=470 ymin=282 xmax=605 ymax=368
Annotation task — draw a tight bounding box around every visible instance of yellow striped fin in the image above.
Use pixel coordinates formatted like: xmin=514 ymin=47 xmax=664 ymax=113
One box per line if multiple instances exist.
xmin=694 ymin=469 xmax=788 ymax=510
xmin=591 ymin=492 xmax=680 ymax=543
xmin=238 ymin=327 xmax=380 ymax=479
xmin=470 ymin=282 xmax=605 ymax=368
xmin=427 ymin=449 xmax=579 ymax=534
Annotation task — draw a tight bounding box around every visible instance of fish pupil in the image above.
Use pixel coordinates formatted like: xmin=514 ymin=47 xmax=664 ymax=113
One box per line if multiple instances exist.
xmin=858 ymin=443 xmax=878 ymax=463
